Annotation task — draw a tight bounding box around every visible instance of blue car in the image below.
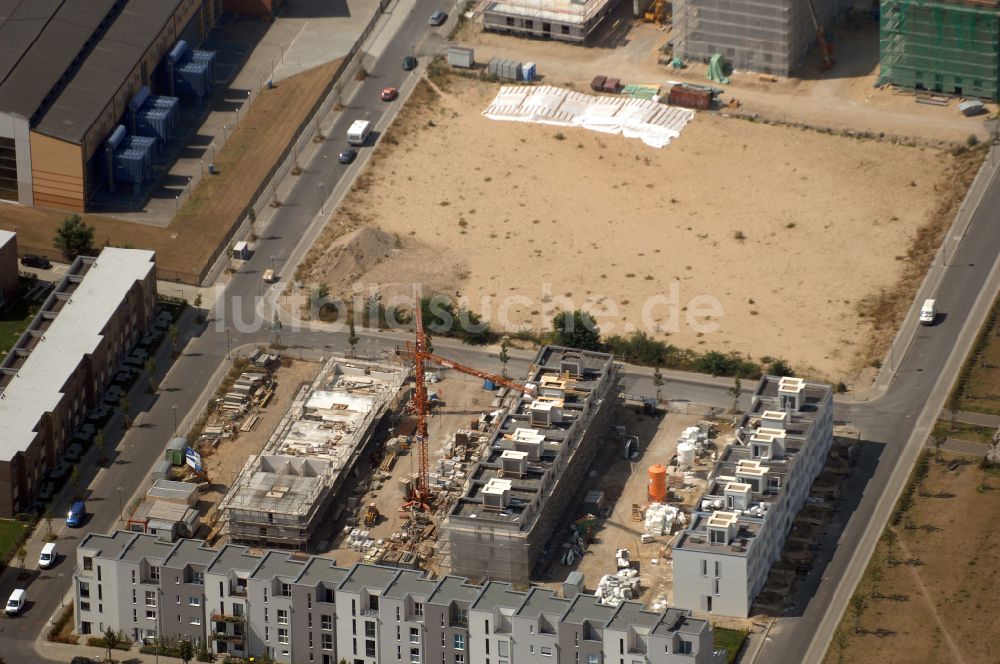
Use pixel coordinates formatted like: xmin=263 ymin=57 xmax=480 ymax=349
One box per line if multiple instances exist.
xmin=66 ymin=500 xmax=86 ymax=528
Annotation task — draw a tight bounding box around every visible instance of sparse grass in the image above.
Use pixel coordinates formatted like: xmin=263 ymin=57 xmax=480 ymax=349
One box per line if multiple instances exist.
xmin=714 ymin=628 xmax=748 ymax=664
xmin=0 ymin=519 xmax=30 ymax=564
xmin=948 ymin=289 xmax=1000 ymax=415
xmin=932 ymin=419 xmax=994 ymax=445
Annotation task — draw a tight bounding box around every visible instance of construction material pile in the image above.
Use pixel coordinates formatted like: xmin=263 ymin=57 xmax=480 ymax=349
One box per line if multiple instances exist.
xmin=595 ymin=567 xmax=641 ymax=607
xmin=644 ymin=503 xmax=681 ymax=537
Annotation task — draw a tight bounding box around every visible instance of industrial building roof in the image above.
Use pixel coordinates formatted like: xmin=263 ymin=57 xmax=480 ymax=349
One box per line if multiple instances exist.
xmin=34 ymin=0 xmax=182 ymax=144
xmin=0 ymin=248 xmax=155 ymax=462
xmin=0 ymin=0 xmax=120 ymax=119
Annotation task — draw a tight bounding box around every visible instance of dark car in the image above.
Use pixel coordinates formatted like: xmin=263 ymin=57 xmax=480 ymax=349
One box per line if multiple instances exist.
xmin=428 ymin=11 xmax=448 ymax=26
xmin=70 ymin=657 xmax=95 ymax=664
xmin=66 ymin=500 xmax=86 ymax=528
xmin=20 ymin=254 xmax=52 ymax=269
xmin=338 ymin=149 xmax=357 ymax=164
xmin=403 ymin=55 xmax=417 ymax=71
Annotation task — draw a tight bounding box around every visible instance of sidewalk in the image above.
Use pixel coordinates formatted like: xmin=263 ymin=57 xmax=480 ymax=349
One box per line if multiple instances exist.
xmin=39 ymin=638 xmax=178 ymax=663
xmin=952 ymin=410 xmax=1000 ymax=428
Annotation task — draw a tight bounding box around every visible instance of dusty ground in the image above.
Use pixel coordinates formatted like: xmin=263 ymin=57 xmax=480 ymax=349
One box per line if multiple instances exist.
xmin=454 ymin=9 xmax=993 ymax=145
xmin=314 ymin=368 xmax=497 ymax=565
xmin=186 ymin=359 xmax=321 ymax=534
xmin=823 ymin=454 xmax=1000 ymax=664
xmin=0 ymin=60 xmax=341 ymax=283
xmin=534 ymin=406 xmax=724 ymax=608
xmin=300 ymin=73 xmax=978 ymax=381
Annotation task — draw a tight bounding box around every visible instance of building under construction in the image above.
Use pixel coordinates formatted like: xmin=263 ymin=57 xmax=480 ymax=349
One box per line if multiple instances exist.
xmin=879 ymin=0 xmax=1000 ymax=100
xmin=443 ymin=346 xmax=621 ymax=584
xmin=217 ymin=355 xmax=406 ymax=550
xmin=483 ymin=0 xmax=622 ymax=43
xmin=671 ymin=0 xmax=851 ymax=76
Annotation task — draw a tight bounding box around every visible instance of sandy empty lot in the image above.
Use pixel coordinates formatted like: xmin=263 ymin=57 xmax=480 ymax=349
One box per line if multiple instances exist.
xmin=302 ymin=76 xmax=978 ymax=380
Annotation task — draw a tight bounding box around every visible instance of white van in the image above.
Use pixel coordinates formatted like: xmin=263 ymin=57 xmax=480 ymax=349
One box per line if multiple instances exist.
xmin=347 ymin=119 xmax=371 ymax=146
xmin=919 ymin=299 xmax=936 ymax=325
xmin=38 ymin=542 xmax=56 ymax=569
xmin=6 ymin=589 xmax=25 ymax=615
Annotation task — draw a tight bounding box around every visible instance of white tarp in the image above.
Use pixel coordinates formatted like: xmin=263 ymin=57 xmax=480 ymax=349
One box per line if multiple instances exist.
xmin=483 ymin=85 xmax=694 ymax=148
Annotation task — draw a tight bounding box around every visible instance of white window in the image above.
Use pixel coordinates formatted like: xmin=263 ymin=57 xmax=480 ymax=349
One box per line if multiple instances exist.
xmin=454 ymin=634 xmax=465 ymax=650
xmin=456 ymin=656 xmax=465 ymax=664
xmin=587 ymin=656 xmax=599 ymax=664
xmin=189 ymin=596 xmax=201 ymax=606
xmin=410 ymin=647 xmax=420 ymax=663
xmin=190 ymin=616 xmax=201 ymax=626
xmin=321 ymin=614 xmax=333 ymax=630
xmin=146 ymin=610 xmax=156 ymax=620
xmin=414 ymin=602 xmax=424 ymax=617
xmin=410 ymin=627 xmax=420 ymax=643
xmin=541 ymin=646 xmax=553 ymax=656
xmin=278 ymin=628 xmax=289 ymax=645
xmin=145 ymin=591 xmax=157 ymax=607
xmin=322 ymin=634 xmax=333 ymax=650
xmin=277 ymin=609 xmax=289 ymax=625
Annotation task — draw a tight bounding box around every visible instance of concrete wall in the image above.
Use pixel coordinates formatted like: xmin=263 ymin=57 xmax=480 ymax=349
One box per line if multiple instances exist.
xmin=672 ymin=547 xmax=752 ymax=617
xmin=161 ymin=563 xmax=210 ymax=646
xmin=0 ymin=113 xmax=33 ymax=205
xmin=0 ymin=232 xmax=18 ymax=306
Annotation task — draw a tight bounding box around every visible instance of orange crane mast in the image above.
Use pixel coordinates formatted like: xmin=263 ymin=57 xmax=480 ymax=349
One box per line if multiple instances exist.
xmin=400 ymin=307 xmax=536 ymax=511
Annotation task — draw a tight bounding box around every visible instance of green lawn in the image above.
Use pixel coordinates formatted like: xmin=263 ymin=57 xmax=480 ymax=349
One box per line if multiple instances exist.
xmin=0 ymin=519 xmax=30 ymax=563
xmin=0 ymin=293 xmax=37 ymax=354
xmin=714 ymin=627 xmax=749 ymax=664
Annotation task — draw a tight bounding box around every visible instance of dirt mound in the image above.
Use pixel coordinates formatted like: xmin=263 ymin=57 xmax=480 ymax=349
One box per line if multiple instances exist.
xmin=313 ymin=226 xmax=397 ymax=286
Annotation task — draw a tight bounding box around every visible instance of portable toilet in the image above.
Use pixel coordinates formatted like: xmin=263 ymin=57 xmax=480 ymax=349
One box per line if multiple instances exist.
xmin=165 ymin=437 xmax=187 ymax=466
xmin=232 ymin=241 xmax=251 ymax=260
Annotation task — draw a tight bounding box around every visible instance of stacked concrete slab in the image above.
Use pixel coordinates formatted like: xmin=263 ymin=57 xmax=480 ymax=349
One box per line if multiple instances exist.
xmin=672 ymin=0 xmax=852 ymax=76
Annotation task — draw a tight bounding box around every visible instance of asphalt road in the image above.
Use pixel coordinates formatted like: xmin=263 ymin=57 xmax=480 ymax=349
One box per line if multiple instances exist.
xmin=3 ymin=3 xmax=999 ymax=661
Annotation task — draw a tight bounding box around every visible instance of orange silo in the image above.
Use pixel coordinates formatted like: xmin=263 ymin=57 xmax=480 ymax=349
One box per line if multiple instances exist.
xmin=648 ymin=464 xmax=667 ymax=503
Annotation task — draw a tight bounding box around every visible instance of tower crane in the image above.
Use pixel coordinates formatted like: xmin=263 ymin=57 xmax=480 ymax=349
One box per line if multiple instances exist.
xmin=398 ymin=305 xmax=536 ymax=511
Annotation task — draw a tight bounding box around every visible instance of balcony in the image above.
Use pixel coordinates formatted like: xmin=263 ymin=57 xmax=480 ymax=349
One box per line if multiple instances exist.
xmin=360 ymin=608 xmax=378 ymax=617
xmin=211 ymin=614 xmax=244 ymax=623
xmin=214 ymin=633 xmax=244 ymax=646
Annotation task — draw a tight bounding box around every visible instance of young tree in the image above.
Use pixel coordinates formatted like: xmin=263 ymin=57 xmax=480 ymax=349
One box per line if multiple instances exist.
xmin=882 ymin=528 xmax=899 ymax=566
xmin=69 ymin=466 xmax=81 ymax=499
xmin=16 ymin=546 xmax=26 ymax=569
xmin=103 ymin=626 xmax=122 ymax=663
xmin=834 ymin=628 xmax=849 ymax=664
xmin=652 ymin=366 xmax=665 ymax=403
xmin=44 ymin=508 xmax=53 ymax=537
xmin=850 ymin=594 xmax=867 ymax=634
xmin=145 ymin=358 xmax=158 ymax=393
xmin=53 ymin=214 xmax=95 ymax=259
xmin=728 ymin=374 xmax=743 ymax=413
xmin=499 ymin=337 xmax=510 ymax=379
xmin=168 ymin=324 xmax=179 ymax=358
xmin=348 ymin=319 xmax=359 ymax=357
xmin=931 ymin=426 xmax=946 ymax=459
xmin=119 ymin=393 xmax=131 ymax=429
xmin=247 ymin=206 xmax=258 ymax=241
xmin=94 ymin=429 xmax=106 ymax=462
xmin=551 ymin=310 xmax=601 ymax=351
xmin=178 ymin=639 xmax=194 ymax=664
xmin=870 ymin=566 xmax=884 ymax=598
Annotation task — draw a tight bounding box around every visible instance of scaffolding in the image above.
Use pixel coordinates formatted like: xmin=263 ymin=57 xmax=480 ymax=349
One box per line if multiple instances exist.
xmin=671 ymin=0 xmax=851 ymax=76
xmin=879 ymin=0 xmax=1000 ymax=100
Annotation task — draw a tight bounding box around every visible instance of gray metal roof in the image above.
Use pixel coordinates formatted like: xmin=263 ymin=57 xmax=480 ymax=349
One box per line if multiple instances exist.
xmin=295 ymin=557 xmax=349 ymax=587
xmin=163 ymin=538 xmax=219 ymax=569
xmin=560 ymin=593 xmax=615 ymax=625
xmin=427 ymin=576 xmax=481 ymax=606
xmin=251 ymin=550 xmax=310 ymax=581
xmin=338 ymin=563 xmax=398 ymax=595
xmin=382 ymin=569 xmax=438 ymax=600
xmin=470 ymin=581 xmax=526 ymax=612
xmin=119 ymin=532 xmax=175 ymax=563
xmin=0 ymin=248 xmax=155 ymax=461
xmin=79 ymin=531 xmax=136 ymax=559
xmin=34 ymin=0 xmax=182 ymax=144
xmin=514 ymin=587 xmax=569 ymax=619
xmin=0 ymin=0 xmax=120 ymax=120
xmin=206 ymin=544 xmax=262 ymax=575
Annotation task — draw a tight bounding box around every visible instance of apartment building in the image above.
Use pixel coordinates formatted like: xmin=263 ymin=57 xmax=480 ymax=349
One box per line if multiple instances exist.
xmin=446 ymin=346 xmax=622 ymax=583
xmin=672 ymin=376 xmax=834 ymax=618
xmin=75 ymin=532 xmax=724 ymax=663
xmin=0 ymin=248 xmax=156 ymax=517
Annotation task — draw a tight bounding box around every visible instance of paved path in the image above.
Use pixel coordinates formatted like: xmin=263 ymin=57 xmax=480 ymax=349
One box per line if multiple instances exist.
xmin=935 ymin=438 xmax=990 ymax=457
xmin=952 ymin=410 xmax=1000 ymax=428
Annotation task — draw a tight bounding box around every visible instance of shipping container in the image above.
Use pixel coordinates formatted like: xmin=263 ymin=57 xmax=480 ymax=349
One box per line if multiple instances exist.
xmin=448 ymin=47 xmax=475 ymax=68
xmin=668 ymin=84 xmax=713 ymax=110
xmin=591 ymin=75 xmax=607 ymax=92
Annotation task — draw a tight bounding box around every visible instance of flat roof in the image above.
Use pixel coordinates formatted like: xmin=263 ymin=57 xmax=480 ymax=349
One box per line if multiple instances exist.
xmin=427 ymin=576 xmax=481 ymax=606
xmin=515 ymin=587 xmax=569 ymax=619
xmin=0 ymin=0 xmax=120 ymax=120
xmin=206 ymin=545 xmax=262 ymax=575
xmin=0 ymin=248 xmax=155 ymax=461
xmin=163 ymin=538 xmax=219 ymax=569
xmin=338 ymin=563 xmax=399 ymax=595
xmin=295 ymin=557 xmax=350 ymax=587
xmin=119 ymin=532 xmax=175 ymax=563
xmin=383 ymin=569 xmax=438 ymax=600
xmin=471 ymin=581 xmax=527 ymax=612
xmin=606 ymin=600 xmax=662 ymax=631
xmin=561 ymin=593 xmax=615 ymax=625
xmin=79 ymin=531 xmax=136 ymax=559
xmin=450 ymin=346 xmax=617 ymax=529
xmin=34 ymin=0 xmax=182 ymax=144
xmin=251 ymin=550 xmax=310 ymax=581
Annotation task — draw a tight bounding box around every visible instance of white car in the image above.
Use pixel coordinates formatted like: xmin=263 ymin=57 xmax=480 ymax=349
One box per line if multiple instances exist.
xmin=919 ymin=298 xmax=936 ymax=325
xmin=39 ymin=542 xmax=56 ymax=569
